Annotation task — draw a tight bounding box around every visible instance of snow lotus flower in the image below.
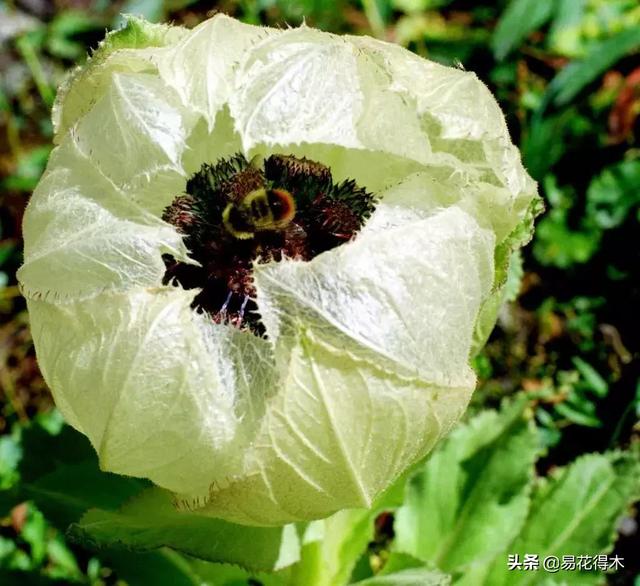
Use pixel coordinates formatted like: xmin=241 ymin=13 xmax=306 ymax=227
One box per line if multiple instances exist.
xmin=17 ymin=14 xmax=541 ymax=526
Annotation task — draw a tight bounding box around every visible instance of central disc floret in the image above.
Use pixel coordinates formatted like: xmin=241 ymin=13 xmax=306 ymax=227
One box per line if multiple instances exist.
xmin=162 ymin=153 xmax=376 ymax=335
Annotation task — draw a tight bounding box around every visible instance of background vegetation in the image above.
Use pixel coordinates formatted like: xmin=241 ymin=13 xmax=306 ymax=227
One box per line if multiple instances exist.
xmin=0 ymin=0 xmax=639 ymax=584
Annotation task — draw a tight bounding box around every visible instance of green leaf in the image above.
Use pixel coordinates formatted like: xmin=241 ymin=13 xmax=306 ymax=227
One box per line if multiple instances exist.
xmin=17 ymin=415 xmax=92 ymax=484
xmin=521 ymin=114 xmax=570 ymax=181
xmin=547 ymin=0 xmax=587 ymax=57
xmin=291 ymin=498 xmax=401 ymax=586
xmin=105 ymin=550 xmax=200 ymax=586
xmin=586 ymin=160 xmax=640 ymax=230
xmin=0 ymin=418 xmax=146 ymax=530
xmin=362 ymin=0 xmax=392 ymax=37
xmin=492 ymin=0 xmax=555 ymax=60
xmin=484 ymin=452 xmax=640 ymax=585
xmin=291 ymin=511 xmax=375 ymax=586
xmin=280 ymin=474 xmax=412 ymax=586
xmin=44 ymin=535 xmax=82 ymax=581
xmin=572 ymin=357 xmax=608 ymax=398
xmin=189 ymin=559 xmax=286 ymax=586
xmin=67 ymin=488 xmax=300 ymax=572
xmin=377 ymin=552 xmax=425 ymax=575
xmin=533 ymin=209 xmax=600 ymax=269
xmin=554 ymin=400 xmax=601 ymax=428
xmin=46 ymin=12 xmax=104 ymax=60
xmin=546 ymin=27 xmax=640 ymax=106
xmin=352 ymin=567 xmax=451 ymax=585
xmin=394 ymin=398 xmax=537 ymax=572
xmin=0 ymin=434 xmax=22 ymax=490
xmin=21 ymin=507 xmax=47 ymax=565
xmin=24 ymin=461 xmax=146 ymax=529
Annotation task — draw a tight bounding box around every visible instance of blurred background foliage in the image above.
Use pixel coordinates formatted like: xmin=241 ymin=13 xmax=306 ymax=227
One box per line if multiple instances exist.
xmin=0 ymin=0 xmax=639 ymax=584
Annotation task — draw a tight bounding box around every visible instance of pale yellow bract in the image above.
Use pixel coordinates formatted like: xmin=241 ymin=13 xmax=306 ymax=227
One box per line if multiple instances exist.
xmin=17 ymin=14 xmax=541 ymax=526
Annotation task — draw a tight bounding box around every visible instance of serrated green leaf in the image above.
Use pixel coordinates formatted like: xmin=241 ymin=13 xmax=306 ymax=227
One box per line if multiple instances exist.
xmin=394 ymin=398 xmax=537 ymax=572
xmin=484 ymin=452 xmax=640 ymax=585
xmin=492 ymin=0 xmax=555 ymax=60
xmin=546 ymin=27 xmax=640 ymax=106
xmin=67 ymin=488 xmax=300 ymax=572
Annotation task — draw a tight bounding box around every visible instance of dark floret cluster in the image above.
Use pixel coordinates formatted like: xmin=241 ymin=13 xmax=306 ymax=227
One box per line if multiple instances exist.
xmin=162 ymin=153 xmax=376 ymax=335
